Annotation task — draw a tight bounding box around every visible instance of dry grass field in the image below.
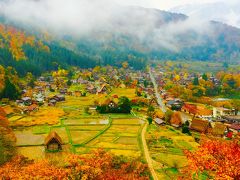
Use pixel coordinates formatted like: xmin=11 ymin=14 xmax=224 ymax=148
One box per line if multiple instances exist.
xmin=110 ymin=88 xmax=136 ymax=99
xmin=10 ymin=107 xmax=65 ymax=127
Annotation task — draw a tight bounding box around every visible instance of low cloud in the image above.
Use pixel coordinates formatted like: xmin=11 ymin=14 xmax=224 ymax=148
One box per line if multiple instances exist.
xmin=0 ymin=0 xmax=213 ymax=52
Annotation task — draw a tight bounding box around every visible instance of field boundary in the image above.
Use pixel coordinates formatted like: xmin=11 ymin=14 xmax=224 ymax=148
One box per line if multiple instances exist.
xmin=74 ymin=116 xmax=113 ymax=147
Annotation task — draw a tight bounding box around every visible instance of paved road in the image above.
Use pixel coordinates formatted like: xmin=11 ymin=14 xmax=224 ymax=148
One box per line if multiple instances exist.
xmin=149 ymin=68 xmax=166 ymax=113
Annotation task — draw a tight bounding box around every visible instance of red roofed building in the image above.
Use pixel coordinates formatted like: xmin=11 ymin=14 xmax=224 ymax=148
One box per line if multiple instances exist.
xmin=182 ymin=103 xmax=198 ymax=115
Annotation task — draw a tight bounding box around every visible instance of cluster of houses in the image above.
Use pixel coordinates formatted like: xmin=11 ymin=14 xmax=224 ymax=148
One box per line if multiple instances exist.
xmin=10 ymin=67 xmax=153 ymax=115
xmin=151 ymin=67 xmax=240 ymax=138
xmin=154 ymin=100 xmax=240 ymax=138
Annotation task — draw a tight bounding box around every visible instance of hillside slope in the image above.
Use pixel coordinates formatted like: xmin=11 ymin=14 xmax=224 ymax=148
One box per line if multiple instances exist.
xmin=0 ymin=5 xmax=240 ymax=76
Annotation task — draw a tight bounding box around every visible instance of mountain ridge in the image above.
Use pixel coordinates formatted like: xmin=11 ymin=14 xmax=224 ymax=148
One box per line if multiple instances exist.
xmin=0 ymin=5 xmax=240 ymax=76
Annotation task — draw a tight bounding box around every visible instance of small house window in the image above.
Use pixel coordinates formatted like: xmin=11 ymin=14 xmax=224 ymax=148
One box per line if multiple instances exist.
xmin=48 ymin=143 xmax=59 ymax=151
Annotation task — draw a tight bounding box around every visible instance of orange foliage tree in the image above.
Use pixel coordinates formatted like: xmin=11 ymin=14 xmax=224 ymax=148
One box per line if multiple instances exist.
xmin=0 ymin=24 xmax=49 ymax=61
xmin=181 ymin=138 xmax=240 ymax=179
xmin=0 ymin=149 xmax=150 ymax=179
xmin=0 ymin=108 xmax=16 ymax=165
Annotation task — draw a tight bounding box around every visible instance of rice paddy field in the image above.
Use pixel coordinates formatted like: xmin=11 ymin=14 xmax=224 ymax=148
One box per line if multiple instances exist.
xmin=74 ymin=114 xmax=144 ymax=158
xmin=11 ymin=92 xmax=145 ymax=160
xmin=9 ymin=106 xmax=65 ymax=127
xmin=146 ymin=124 xmax=199 ymax=179
xmin=110 ymin=88 xmax=137 ymax=99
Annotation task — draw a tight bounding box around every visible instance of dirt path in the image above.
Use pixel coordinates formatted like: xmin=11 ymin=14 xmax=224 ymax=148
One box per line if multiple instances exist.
xmin=141 ymin=122 xmax=159 ymax=180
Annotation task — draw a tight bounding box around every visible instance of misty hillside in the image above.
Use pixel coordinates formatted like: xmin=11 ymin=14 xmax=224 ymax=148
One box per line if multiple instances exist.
xmin=0 ymin=4 xmax=240 ymax=76
xmin=54 ymin=6 xmax=240 ymax=63
xmin=170 ymin=1 xmax=240 ymax=28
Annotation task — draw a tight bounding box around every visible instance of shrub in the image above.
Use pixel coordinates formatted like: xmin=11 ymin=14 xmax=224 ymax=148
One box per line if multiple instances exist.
xmin=164 ymin=110 xmax=173 ymax=124
xmin=147 ymin=117 xmax=153 ymax=125
xmin=0 ymin=128 xmax=16 ymax=165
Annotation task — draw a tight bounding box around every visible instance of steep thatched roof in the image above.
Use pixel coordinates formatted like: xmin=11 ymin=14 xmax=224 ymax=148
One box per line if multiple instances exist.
xmin=154 ymin=118 xmax=165 ymax=125
xmin=0 ymin=107 xmax=7 ymax=117
xmin=44 ymin=131 xmax=63 ymax=145
xmin=0 ymin=115 xmax=9 ymax=128
xmin=190 ymin=118 xmax=210 ymax=133
xmin=212 ymin=123 xmax=227 ymax=136
xmin=100 ymin=97 xmax=118 ymax=106
xmin=170 ymin=112 xmax=183 ymax=127
xmin=97 ymin=84 xmax=108 ymax=93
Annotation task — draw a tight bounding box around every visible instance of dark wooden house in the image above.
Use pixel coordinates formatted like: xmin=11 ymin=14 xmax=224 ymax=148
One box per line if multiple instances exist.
xmin=212 ymin=123 xmax=227 ymax=137
xmin=190 ymin=118 xmax=211 ymax=133
xmin=45 ymin=132 xmax=63 ymax=152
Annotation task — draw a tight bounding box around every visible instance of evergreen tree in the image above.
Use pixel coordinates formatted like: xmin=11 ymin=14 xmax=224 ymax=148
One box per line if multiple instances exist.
xmin=118 ymin=96 xmax=132 ymax=113
xmin=147 ymin=106 xmax=155 ymax=118
xmin=67 ymin=80 xmax=72 ymax=86
xmin=147 ymin=117 xmax=153 ymax=125
xmin=193 ymin=77 xmax=199 ymax=85
xmin=0 ymin=77 xmax=20 ymax=100
xmin=202 ymin=73 xmax=208 ymax=81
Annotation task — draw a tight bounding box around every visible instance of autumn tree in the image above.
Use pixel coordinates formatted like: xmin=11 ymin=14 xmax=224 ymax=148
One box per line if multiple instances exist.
xmin=122 ymin=61 xmax=129 ymax=69
xmin=0 ymin=149 xmax=149 ymax=179
xmin=0 ymin=111 xmax=16 ymax=165
xmin=0 ymin=65 xmax=5 ymax=91
xmin=0 ymin=127 xmax=16 ymax=165
xmin=231 ymin=99 xmax=240 ymax=115
xmin=147 ymin=106 xmax=155 ymax=120
xmin=0 ymin=24 xmax=49 ymax=61
xmin=164 ymin=109 xmax=173 ymax=124
xmin=182 ymin=138 xmax=240 ymax=179
xmin=26 ymin=72 xmax=35 ymax=88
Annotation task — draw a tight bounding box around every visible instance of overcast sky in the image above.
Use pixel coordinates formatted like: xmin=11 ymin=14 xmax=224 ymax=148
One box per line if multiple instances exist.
xmin=117 ymin=0 xmax=224 ymax=10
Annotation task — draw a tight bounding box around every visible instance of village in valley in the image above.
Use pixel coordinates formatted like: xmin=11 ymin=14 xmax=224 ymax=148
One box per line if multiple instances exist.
xmin=1 ymin=0 xmax=240 ymax=179
xmin=0 ymin=60 xmax=239 ymax=179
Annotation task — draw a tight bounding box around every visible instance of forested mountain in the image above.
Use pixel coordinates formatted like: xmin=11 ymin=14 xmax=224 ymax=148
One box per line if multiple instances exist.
xmin=0 ymin=5 xmax=240 ymax=76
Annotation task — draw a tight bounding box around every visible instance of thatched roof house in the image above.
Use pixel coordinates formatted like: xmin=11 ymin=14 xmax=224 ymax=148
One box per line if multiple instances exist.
xmin=0 ymin=115 xmax=9 ymax=128
xmin=212 ymin=123 xmax=227 ymax=137
xmin=154 ymin=118 xmax=165 ymax=125
xmin=0 ymin=107 xmax=7 ymax=117
xmin=190 ymin=119 xmax=211 ymax=133
xmin=45 ymin=132 xmax=63 ymax=151
xmin=101 ymin=98 xmax=118 ymax=108
xmin=170 ymin=112 xmax=183 ymax=128
xmin=97 ymin=84 xmax=108 ymax=94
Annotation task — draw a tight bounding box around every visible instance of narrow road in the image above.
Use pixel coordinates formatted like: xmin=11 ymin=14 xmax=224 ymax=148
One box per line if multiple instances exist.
xmin=149 ymin=68 xmax=166 ymax=113
xmin=141 ymin=122 xmax=159 ymax=180
xmin=131 ymin=111 xmax=158 ymax=179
